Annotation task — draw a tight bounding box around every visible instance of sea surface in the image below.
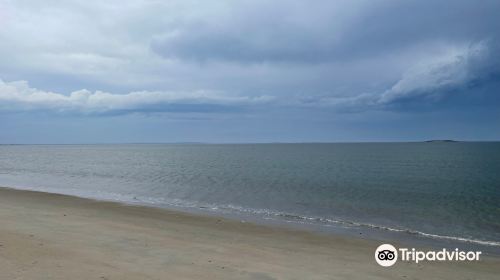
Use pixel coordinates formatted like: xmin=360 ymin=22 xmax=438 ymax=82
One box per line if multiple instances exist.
xmin=1 ymin=143 xmax=499 ymax=250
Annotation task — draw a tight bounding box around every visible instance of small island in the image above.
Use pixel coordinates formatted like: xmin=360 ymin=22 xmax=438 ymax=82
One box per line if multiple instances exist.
xmin=424 ymin=140 xmax=459 ymax=143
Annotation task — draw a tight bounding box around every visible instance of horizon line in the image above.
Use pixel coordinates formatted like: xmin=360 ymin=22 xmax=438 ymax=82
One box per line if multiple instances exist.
xmin=1 ymin=140 xmax=500 ymax=145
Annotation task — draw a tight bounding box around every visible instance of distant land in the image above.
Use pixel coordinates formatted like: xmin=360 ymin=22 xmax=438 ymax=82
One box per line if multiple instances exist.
xmin=424 ymin=140 xmax=459 ymax=143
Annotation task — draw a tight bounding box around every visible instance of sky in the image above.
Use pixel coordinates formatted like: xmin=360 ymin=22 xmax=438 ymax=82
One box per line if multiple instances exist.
xmin=0 ymin=0 xmax=499 ymax=143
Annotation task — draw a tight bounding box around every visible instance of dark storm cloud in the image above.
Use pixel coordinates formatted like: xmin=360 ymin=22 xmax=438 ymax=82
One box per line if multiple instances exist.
xmin=288 ymin=36 xmax=500 ymax=111
xmin=376 ymin=39 xmax=500 ymax=109
xmin=151 ymin=0 xmax=500 ymax=63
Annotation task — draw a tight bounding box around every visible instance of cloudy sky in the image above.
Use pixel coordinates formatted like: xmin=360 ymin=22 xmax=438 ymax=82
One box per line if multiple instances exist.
xmin=0 ymin=0 xmax=499 ymax=143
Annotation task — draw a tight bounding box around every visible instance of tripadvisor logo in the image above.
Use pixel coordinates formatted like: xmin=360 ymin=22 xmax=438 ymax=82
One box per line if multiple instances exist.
xmin=375 ymin=244 xmax=398 ymax=267
xmin=375 ymin=244 xmax=482 ymax=267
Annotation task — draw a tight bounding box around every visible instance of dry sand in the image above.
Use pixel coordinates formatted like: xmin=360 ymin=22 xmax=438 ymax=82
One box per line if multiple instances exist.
xmin=0 ymin=187 xmax=498 ymax=280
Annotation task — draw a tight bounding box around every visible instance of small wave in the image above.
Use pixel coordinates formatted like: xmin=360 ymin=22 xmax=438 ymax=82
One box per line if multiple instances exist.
xmin=197 ymin=203 xmax=500 ymax=247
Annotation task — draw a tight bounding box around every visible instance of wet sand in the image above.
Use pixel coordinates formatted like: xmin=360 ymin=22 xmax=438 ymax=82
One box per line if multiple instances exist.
xmin=0 ymin=187 xmax=498 ymax=279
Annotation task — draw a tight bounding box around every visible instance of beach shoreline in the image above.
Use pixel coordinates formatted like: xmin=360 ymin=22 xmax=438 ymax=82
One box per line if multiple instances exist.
xmin=3 ymin=182 xmax=499 ymax=256
xmin=0 ymin=187 xmax=499 ymax=279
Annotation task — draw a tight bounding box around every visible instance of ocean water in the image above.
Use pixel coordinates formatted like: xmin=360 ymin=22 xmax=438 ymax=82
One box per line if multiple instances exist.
xmin=1 ymin=143 xmax=499 ymax=249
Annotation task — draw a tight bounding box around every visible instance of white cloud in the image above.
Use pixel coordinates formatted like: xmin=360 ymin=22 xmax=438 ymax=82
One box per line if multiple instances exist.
xmin=378 ymin=42 xmax=487 ymax=104
xmin=0 ymin=79 xmax=274 ymax=114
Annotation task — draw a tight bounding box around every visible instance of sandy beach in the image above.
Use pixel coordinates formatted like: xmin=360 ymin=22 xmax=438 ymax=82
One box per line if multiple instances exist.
xmin=0 ymin=187 xmax=498 ymax=280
